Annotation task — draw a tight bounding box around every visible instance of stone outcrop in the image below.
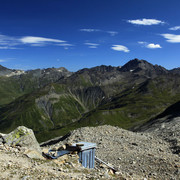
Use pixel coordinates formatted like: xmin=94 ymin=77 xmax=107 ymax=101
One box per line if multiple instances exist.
xmin=3 ymin=126 xmax=41 ymax=152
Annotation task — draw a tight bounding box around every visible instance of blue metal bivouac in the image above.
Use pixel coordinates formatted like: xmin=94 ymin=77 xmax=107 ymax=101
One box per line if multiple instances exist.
xmin=44 ymin=142 xmax=96 ymax=169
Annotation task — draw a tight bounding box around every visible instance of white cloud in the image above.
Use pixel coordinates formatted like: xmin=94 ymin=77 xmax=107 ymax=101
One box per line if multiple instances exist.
xmin=80 ymin=29 xmax=100 ymax=32
xmin=0 ymin=46 xmax=19 ymax=49
xmin=20 ymin=36 xmax=65 ymax=44
xmin=84 ymin=43 xmax=99 ymax=46
xmin=138 ymin=41 xmax=162 ymax=49
xmin=138 ymin=41 xmax=146 ymax=45
xmin=161 ymin=33 xmax=180 ymax=43
xmin=57 ymin=43 xmax=73 ymax=46
xmin=111 ymin=45 xmax=130 ymax=52
xmin=0 ymin=34 xmax=69 ymax=49
xmin=146 ymin=43 xmax=162 ymax=49
xmin=169 ymin=26 xmax=180 ymax=31
xmin=127 ymin=18 xmax=165 ymax=25
xmin=84 ymin=43 xmax=99 ymax=48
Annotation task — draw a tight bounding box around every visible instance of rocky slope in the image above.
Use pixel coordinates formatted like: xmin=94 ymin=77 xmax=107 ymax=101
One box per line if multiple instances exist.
xmin=1 ymin=124 xmax=180 ymax=179
xmin=0 ymin=116 xmax=180 ymax=180
xmin=46 ymin=125 xmax=180 ymax=180
xmin=0 ymin=149 xmax=121 ymax=180
xmin=0 ymin=126 xmax=122 ymax=180
xmin=135 ymin=101 xmax=180 ymax=156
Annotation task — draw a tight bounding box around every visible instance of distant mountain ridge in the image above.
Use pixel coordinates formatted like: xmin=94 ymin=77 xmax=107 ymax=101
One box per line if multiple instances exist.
xmin=0 ymin=65 xmax=72 ymax=106
xmin=0 ymin=59 xmax=179 ymax=79
xmin=0 ymin=59 xmax=180 ymax=142
xmin=1 ymin=58 xmax=178 ymax=78
xmin=0 ymin=65 xmax=25 ymax=77
xmin=170 ymin=67 xmax=180 ymax=75
xmin=0 ymin=65 xmax=72 ymax=78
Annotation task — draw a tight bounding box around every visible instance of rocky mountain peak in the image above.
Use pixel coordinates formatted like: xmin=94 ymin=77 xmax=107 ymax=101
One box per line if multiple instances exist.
xmin=119 ymin=58 xmax=168 ymax=77
xmin=120 ymin=58 xmax=154 ymax=72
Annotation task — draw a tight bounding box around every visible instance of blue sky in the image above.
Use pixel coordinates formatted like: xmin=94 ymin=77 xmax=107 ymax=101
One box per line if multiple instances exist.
xmin=0 ymin=0 xmax=180 ymax=71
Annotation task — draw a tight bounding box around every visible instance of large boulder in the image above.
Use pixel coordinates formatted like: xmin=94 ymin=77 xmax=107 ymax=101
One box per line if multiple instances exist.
xmin=3 ymin=126 xmax=41 ymax=152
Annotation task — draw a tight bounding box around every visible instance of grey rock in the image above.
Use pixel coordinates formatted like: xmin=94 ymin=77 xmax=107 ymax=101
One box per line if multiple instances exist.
xmin=3 ymin=126 xmax=41 ymax=152
xmin=24 ymin=149 xmax=44 ymax=160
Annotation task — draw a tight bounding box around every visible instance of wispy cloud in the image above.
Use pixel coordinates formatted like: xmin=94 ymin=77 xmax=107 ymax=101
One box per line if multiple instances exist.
xmin=169 ymin=26 xmax=180 ymax=31
xmin=0 ymin=58 xmax=16 ymax=62
xmin=0 ymin=59 xmax=7 ymax=62
xmin=138 ymin=41 xmax=146 ymax=45
xmin=20 ymin=36 xmax=65 ymax=46
xmin=80 ymin=29 xmax=118 ymax=36
xmin=0 ymin=34 xmax=69 ymax=49
xmin=111 ymin=45 xmax=129 ymax=52
xmin=84 ymin=42 xmax=99 ymax=48
xmin=161 ymin=34 xmax=180 ymax=43
xmin=80 ymin=29 xmax=100 ymax=32
xmin=138 ymin=41 xmax=162 ymax=49
xmin=127 ymin=18 xmax=165 ymax=25
xmin=0 ymin=34 xmax=20 ymax=49
xmin=106 ymin=31 xmax=118 ymax=36
xmin=57 ymin=43 xmax=74 ymax=47
xmin=57 ymin=43 xmax=74 ymax=50
xmin=0 ymin=46 xmax=19 ymax=49
xmin=84 ymin=43 xmax=99 ymax=46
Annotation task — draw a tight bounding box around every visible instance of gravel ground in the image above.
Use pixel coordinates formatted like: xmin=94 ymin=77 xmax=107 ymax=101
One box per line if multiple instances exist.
xmin=0 ymin=122 xmax=180 ymax=179
xmin=50 ymin=125 xmax=180 ymax=180
xmin=0 ymin=142 xmax=122 ymax=180
xmin=138 ymin=117 xmax=180 ymax=156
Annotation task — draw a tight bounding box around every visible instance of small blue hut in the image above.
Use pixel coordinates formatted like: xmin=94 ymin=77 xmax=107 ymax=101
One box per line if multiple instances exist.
xmin=72 ymin=142 xmax=96 ymax=168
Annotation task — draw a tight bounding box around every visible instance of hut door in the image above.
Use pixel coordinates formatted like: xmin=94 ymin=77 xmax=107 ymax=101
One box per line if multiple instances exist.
xmin=82 ymin=149 xmax=91 ymax=168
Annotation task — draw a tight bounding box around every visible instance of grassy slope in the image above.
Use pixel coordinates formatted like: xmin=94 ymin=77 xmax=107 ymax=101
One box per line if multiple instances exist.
xmin=0 ymin=75 xmax=41 ymax=106
xmin=0 ymin=70 xmax=68 ymax=106
xmin=0 ymin=77 xmax=23 ymax=106
xmin=0 ymin=84 xmax=88 ymax=142
xmin=1 ymin=72 xmax=180 ymax=142
xmin=0 ymin=89 xmax=49 ymax=132
xmin=54 ymin=78 xmax=180 ymax=139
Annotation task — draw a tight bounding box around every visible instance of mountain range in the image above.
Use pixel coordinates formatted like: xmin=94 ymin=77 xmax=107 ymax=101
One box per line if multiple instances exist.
xmin=0 ymin=58 xmax=180 ymax=142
